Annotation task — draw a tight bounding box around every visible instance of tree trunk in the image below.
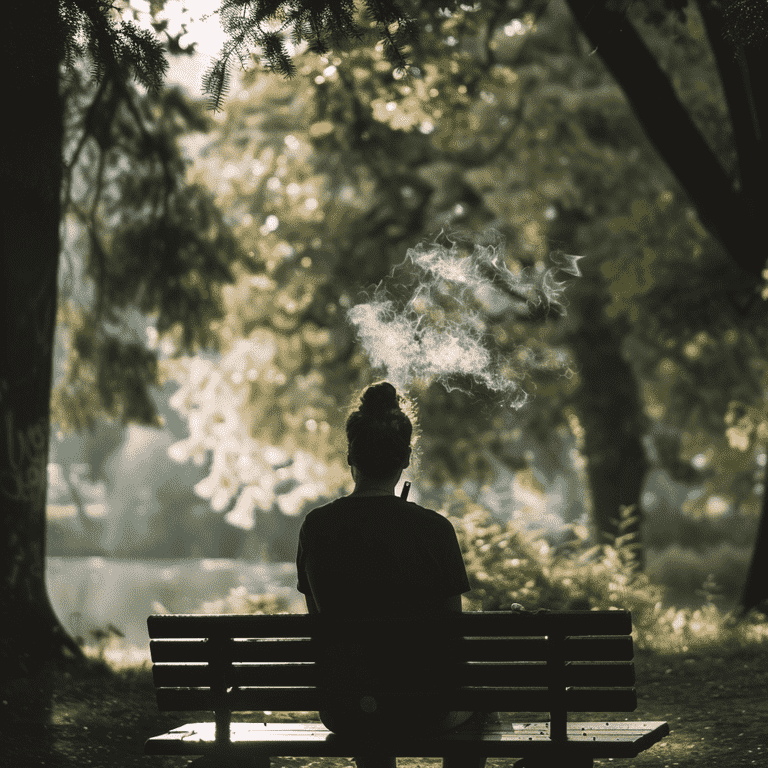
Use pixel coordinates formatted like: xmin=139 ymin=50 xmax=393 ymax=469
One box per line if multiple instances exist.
xmin=548 ymin=206 xmax=649 ymax=567
xmin=738 ymin=459 xmax=768 ymax=616
xmin=1 ymin=1 xmax=83 ymax=679
xmin=564 ymin=0 xmax=767 ymax=590
xmin=567 ymin=268 xmax=649 ymax=569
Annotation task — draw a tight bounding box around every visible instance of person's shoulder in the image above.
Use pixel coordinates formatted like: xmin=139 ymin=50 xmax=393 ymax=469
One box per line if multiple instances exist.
xmin=400 ymin=499 xmax=455 ymax=529
xmin=301 ymin=497 xmax=345 ymax=525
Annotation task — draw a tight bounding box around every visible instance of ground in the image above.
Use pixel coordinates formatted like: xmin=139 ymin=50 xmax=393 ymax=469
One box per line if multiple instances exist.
xmin=1 ymin=645 xmax=766 ymax=767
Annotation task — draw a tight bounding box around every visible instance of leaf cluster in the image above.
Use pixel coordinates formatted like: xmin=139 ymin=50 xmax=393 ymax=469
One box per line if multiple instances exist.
xmin=202 ymin=0 xmax=455 ymax=110
xmin=55 ymin=63 xmax=243 ymax=432
xmin=55 ymin=303 xmax=162 ymax=430
xmin=58 ymin=0 xmax=168 ymax=91
xmin=197 ymin=586 xmax=292 ymax=615
xmin=452 ymin=500 xmax=768 ymax=652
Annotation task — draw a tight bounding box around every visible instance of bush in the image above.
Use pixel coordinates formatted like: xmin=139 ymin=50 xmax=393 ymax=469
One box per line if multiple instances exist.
xmin=451 ymin=503 xmax=768 ymax=653
xmin=199 ymin=585 xmax=294 ymax=615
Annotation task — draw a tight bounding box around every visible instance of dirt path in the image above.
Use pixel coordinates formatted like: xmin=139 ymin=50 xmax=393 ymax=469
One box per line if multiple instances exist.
xmin=2 ymin=645 xmax=765 ymax=767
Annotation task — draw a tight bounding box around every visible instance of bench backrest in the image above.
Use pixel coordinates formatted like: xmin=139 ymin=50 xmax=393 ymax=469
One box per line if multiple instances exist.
xmin=148 ymin=610 xmax=636 ymax=743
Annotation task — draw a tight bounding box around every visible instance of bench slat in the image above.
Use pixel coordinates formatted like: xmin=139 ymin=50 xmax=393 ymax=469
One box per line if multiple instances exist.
xmin=458 ymin=662 xmax=635 ymax=687
xmin=315 ymin=612 xmax=632 ymax=638
xmin=150 ymin=638 xmax=313 ymax=663
xmin=155 ymin=686 xmax=637 ymax=713
xmin=147 ymin=611 xmax=631 ymax=640
xmin=146 ymin=721 xmax=669 ymax=759
xmin=153 ymin=663 xmax=317 ymax=687
xmin=149 ymin=614 xmax=312 ymax=638
xmin=150 ymin=636 xmax=633 ymax=664
xmin=464 ymin=637 xmax=634 ymax=662
xmin=152 ymin=661 xmax=635 ymax=689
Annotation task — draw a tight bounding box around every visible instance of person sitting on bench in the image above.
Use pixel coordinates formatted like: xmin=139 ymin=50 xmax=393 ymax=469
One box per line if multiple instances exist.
xmin=296 ymin=381 xmax=487 ymax=768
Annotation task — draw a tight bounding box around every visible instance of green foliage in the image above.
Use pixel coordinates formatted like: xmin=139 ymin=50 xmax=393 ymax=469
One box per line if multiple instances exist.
xmin=51 ymin=3 xmax=248 ymax=435
xmin=136 ymin=5 xmax=764 ymax=614
xmin=75 ymin=622 xmax=125 ymax=663
xmin=451 ymin=498 xmax=768 ymax=652
xmin=58 ymin=0 xmax=168 ymax=91
xmin=618 ymin=186 xmax=768 ymax=517
xmin=198 ymin=586 xmax=294 ymax=615
xmin=55 ymin=302 xmax=162 ymax=429
xmin=201 ymin=0 xmax=458 ymax=109
xmin=164 ymin=0 xmax=767 ymax=550
xmin=54 ymin=61 xmax=243 ymax=432
xmin=174 ymin=5 xmax=589 ymax=500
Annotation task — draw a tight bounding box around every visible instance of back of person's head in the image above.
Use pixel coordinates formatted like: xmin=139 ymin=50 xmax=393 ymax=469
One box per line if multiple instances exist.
xmin=346 ymin=382 xmax=413 ymax=480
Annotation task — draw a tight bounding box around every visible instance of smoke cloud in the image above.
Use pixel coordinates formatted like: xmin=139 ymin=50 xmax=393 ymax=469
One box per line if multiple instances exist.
xmin=347 ymin=231 xmax=581 ymax=408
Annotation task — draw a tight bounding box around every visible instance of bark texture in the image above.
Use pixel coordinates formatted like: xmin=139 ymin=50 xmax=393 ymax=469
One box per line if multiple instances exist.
xmin=567 ymin=272 xmax=649 ymax=567
xmin=2 ymin=1 xmax=83 ymax=678
xmin=739 ymin=462 xmax=768 ymax=615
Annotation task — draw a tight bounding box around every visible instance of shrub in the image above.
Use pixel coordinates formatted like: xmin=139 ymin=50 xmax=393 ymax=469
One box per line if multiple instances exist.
xmin=199 ymin=585 xmax=294 ymax=615
xmin=450 ymin=502 xmax=768 ymax=653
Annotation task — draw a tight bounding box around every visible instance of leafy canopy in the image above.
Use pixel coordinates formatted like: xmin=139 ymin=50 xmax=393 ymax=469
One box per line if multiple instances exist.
xmin=54 ymin=3 xmax=246 ymax=432
xmin=59 ymin=0 xmax=169 ymax=90
xmin=193 ymin=0 xmax=768 ymax=111
xmin=203 ymin=0 xmax=421 ymax=102
xmin=167 ymin=0 xmax=766 ymax=537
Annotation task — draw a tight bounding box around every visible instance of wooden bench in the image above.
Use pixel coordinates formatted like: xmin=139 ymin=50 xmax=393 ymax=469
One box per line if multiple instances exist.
xmin=145 ymin=610 xmax=668 ymax=767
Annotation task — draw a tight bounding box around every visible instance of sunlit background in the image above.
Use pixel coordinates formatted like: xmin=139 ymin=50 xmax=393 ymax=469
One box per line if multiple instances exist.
xmin=47 ymin=0 xmax=767 ymax=665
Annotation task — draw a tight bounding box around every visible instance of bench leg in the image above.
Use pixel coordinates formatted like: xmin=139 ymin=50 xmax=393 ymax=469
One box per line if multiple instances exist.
xmin=352 ymin=756 xmax=396 ymax=768
xmin=513 ymin=759 xmax=592 ymax=768
xmin=443 ymin=756 xmax=487 ymax=768
xmin=190 ymin=755 xmax=270 ymax=768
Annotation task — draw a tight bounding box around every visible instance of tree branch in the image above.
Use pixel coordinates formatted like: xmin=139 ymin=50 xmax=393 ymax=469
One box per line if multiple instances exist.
xmin=62 ymin=74 xmax=109 ymax=208
xmin=697 ymin=0 xmax=767 ymax=233
xmin=90 ymin=147 xmax=108 ymax=322
xmin=563 ymin=0 xmax=760 ymax=278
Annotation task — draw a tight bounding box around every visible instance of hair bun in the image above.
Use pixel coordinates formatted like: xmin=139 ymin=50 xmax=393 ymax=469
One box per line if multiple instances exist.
xmin=346 ymin=381 xmax=413 ymax=479
xmin=359 ymin=381 xmax=400 ymax=415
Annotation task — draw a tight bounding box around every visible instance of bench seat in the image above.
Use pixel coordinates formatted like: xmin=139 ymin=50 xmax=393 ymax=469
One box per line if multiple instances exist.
xmin=147 ymin=720 xmax=670 ymax=758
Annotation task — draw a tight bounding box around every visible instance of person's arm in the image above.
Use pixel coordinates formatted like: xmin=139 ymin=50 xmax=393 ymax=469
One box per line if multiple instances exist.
xmin=439 ymin=518 xmax=470 ymax=613
xmin=296 ymin=519 xmax=318 ymax=613
xmin=443 ymin=593 xmax=462 ymax=612
xmin=305 ymin=589 xmax=320 ymax=614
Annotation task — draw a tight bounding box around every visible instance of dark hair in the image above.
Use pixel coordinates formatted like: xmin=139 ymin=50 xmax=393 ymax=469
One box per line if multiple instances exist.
xmin=346 ymin=382 xmax=413 ymax=480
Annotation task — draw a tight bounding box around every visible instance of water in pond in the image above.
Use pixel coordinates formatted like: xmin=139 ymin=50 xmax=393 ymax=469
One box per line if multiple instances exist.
xmin=46 ymin=557 xmax=301 ymax=663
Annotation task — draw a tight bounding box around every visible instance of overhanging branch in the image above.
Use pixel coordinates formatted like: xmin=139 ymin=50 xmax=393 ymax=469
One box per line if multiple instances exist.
xmin=564 ymin=0 xmax=760 ymax=278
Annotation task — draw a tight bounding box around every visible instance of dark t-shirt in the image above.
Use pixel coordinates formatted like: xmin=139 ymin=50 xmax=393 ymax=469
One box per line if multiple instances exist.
xmin=296 ymin=495 xmax=470 ymax=615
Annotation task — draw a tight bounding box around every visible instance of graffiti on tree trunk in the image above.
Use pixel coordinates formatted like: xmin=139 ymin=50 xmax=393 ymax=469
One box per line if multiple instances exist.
xmin=1 ymin=405 xmax=49 ymax=504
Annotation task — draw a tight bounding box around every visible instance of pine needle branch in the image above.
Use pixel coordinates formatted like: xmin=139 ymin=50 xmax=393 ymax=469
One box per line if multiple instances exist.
xmin=59 ymin=0 xmax=168 ymax=90
xmin=199 ymin=0 xmax=427 ymax=109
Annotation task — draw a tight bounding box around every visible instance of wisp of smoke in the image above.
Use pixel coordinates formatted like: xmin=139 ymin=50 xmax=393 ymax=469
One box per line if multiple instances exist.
xmin=346 ymin=230 xmax=582 ymax=408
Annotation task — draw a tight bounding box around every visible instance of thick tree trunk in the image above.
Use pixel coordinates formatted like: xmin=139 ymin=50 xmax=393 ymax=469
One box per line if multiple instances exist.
xmin=1 ymin=1 xmax=83 ymax=679
xmin=564 ymin=0 xmax=767 ymax=589
xmin=567 ymin=270 xmax=649 ymax=569
xmin=549 ymin=207 xmax=649 ymax=568
xmin=738 ymin=460 xmax=768 ymax=615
